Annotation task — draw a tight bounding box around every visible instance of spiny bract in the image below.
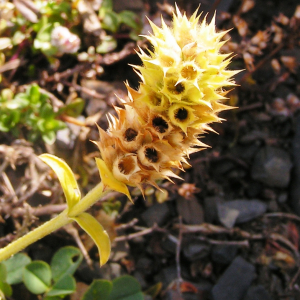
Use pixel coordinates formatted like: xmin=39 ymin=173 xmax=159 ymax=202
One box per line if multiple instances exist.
xmin=94 ymin=5 xmax=238 ymax=196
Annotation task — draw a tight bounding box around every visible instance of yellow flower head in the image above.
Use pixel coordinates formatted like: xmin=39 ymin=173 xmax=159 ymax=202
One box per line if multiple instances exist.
xmin=94 ymin=5 xmax=239 ymax=195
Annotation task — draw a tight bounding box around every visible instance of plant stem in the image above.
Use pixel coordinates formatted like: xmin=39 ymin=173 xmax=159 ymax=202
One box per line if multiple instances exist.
xmin=0 ymin=181 xmax=111 ymax=262
xmin=0 ymin=209 xmax=70 ymax=262
xmin=68 ymin=181 xmax=110 ymax=217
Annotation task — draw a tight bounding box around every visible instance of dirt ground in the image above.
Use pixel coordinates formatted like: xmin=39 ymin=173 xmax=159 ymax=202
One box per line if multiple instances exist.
xmin=1 ymin=0 xmax=300 ymax=299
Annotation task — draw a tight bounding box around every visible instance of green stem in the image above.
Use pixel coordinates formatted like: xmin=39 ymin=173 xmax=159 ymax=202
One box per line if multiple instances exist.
xmin=68 ymin=181 xmax=111 ymax=217
xmin=0 ymin=210 xmax=70 ymax=262
xmin=0 ymin=182 xmax=111 ymax=262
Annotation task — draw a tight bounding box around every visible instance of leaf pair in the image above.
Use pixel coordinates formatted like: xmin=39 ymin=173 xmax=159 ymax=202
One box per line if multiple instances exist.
xmin=0 ymin=247 xmax=82 ymax=298
xmin=39 ymin=154 xmax=111 ymax=266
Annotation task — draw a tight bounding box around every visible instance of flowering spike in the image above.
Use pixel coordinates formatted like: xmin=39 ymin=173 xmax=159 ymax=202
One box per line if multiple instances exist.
xmin=93 ymin=6 xmax=239 ymax=196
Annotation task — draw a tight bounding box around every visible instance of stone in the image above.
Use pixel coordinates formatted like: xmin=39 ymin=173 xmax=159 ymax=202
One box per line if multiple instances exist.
xmin=176 ymin=197 xmax=204 ymax=224
xmin=217 ymin=200 xmax=267 ymax=228
xmin=182 ymin=240 xmax=210 ymax=260
xmin=251 ymin=146 xmax=292 ymax=188
xmin=211 ymin=244 xmax=238 ymax=264
xmin=290 ymin=114 xmax=300 ymax=215
xmin=243 ymin=285 xmax=273 ymax=300
xmin=211 ymin=256 xmax=256 ymax=300
xmin=155 ymin=265 xmax=178 ymax=288
xmin=204 ymin=196 xmax=222 ymax=223
xmin=141 ymin=202 xmax=171 ymax=227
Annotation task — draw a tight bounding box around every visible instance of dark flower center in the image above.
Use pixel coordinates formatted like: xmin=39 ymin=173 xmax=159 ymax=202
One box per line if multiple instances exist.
xmin=167 ymin=80 xmax=185 ymax=95
xmin=124 ymin=128 xmax=138 ymax=142
xmin=145 ymin=147 xmax=159 ymax=163
xmin=175 ymin=108 xmax=188 ymax=121
xmin=152 ymin=116 xmax=169 ymax=133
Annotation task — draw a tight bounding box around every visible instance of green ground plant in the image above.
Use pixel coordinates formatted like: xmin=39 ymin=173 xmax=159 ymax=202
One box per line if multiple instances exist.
xmin=0 ymin=84 xmax=83 ymax=144
xmin=0 ymin=246 xmax=145 ymax=300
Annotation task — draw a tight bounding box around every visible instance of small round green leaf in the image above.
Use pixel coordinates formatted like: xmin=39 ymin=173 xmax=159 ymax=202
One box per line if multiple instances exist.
xmin=46 ymin=274 xmax=76 ymax=297
xmin=108 ymin=275 xmax=143 ymax=300
xmin=2 ymin=253 xmax=31 ymax=284
xmin=0 ymin=281 xmax=12 ymax=297
xmin=50 ymin=246 xmax=83 ymax=282
xmin=23 ymin=261 xmax=51 ymax=294
xmin=82 ymin=279 xmax=112 ymax=300
xmin=96 ymin=36 xmax=117 ymax=54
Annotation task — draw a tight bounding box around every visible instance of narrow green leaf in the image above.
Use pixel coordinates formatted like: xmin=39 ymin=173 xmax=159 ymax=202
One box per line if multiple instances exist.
xmin=119 ymin=11 xmax=141 ymax=30
xmin=46 ymin=274 xmax=76 ymax=297
xmin=82 ymin=279 xmax=112 ymax=300
xmin=42 ymin=131 xmax=56 ymax=145
xmin=2 ymin=253 xmax=31 ymax=284
xmin=23 ymin=261 xmax=51 ymax=294
xmin=39 ymin=154 xmax=81 ymax=210
xmin=61 ymin=98 xmax=85 ymax=117
xmin=72 ymin=212 xmax=111 ymax=266
xmin=108 ymin=275 xmax=143 ymax=300
xmin=28 ymin=84 xmax=41 ymax=104
xmin=101 ymin=11 xmax=120 ymax=33
xmin=50 ymin=246 xmax=83 ymax=282
xmin=100 ymin=0 xmax=113 ymax=11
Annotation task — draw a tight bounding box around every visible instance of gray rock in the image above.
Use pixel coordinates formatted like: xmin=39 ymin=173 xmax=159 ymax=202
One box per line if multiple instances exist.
xmin=141 ymin=202 xmax=171 ymax=227
xmin=176 ymin=197 xmax=204 ymax=224
xmin=164 ymin=290 xmax=183 ymax=300
xmin=204 ymin=196 xmax=222 ymax=223
xmin=155 ymin=265 xmax=178 ymax=289
xmin=290 ymin=114 xmax=300 ymax=215
xmin=217 ymin=203 xmax=239 ymax=228
xmin=243 ymin=285 xmax=273 ymax=300
xmin=211 ymin=256 xmax=256 ymax=300
xmin=183 ymin=240 xmax=210 ymax=260
xmin=239 ymin=130 xmax=268 ymax=144
xmin=217 ymin=200 xmax=267 ymax=228
xmin=161 ymin=236 xmax=177 ymax=254
xmin=251 ymin=146 xmax=292 ymax=188
xmin=211 ymin=244 xmax=238 ymax=264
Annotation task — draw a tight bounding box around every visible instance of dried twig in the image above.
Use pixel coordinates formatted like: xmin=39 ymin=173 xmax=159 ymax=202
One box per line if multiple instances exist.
xmin=61 ymin=80 xmax=106 ymax=100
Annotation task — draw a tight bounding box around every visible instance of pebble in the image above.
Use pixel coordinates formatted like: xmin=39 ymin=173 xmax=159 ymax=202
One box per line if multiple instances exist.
xmin=155 ymin=265 xmax=178 ymax=289
xmin=251 ymin=146 xmax=292 ymax=188
xmin=182 ymin=239 xmax=210 ymax=261
xmin=211 ymin=256 xmax=256 ymax=300
xmin=217 ymin=199 xmax=267 ymax=228
xmin=243 ymin=285 xmax=273 ymax=300
xmin=176 ymin=197 xmax=204 ymax=224
xmin=204 ymin=196 xmax=222 ymax=223
xmin=141 ymin=202 xmax=171 ymax=227
xmin=290 ymin=114 xmax=300 ymax=215
xmin=211 ymin=244 xmax=238 ymax=265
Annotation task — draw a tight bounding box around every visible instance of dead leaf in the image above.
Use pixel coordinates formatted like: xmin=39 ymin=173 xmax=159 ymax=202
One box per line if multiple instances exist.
xmin=13 ymin=0 xmax=40 ymax=23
